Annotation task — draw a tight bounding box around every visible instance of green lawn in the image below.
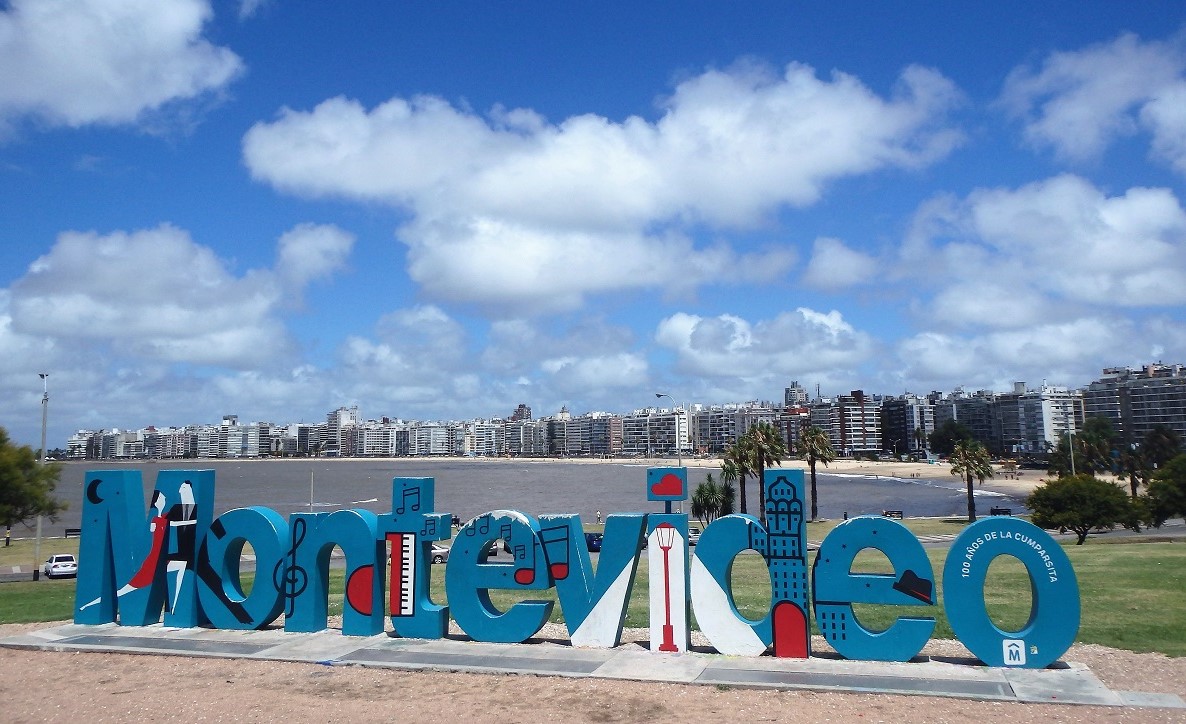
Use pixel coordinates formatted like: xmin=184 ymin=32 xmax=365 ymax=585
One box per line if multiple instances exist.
xmin=4 ymin=536 xmax=1183 ymax=657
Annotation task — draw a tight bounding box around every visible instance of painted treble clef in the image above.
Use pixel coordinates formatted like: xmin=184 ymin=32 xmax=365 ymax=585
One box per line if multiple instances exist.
xmin=273 ymin=517 xmax=308 ymax=618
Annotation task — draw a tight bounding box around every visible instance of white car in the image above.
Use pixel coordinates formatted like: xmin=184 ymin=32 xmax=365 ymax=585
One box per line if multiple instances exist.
xmin=688 ymin=527 xmax=701 ymax=545
xmin=430 ymin=544 xmax=450 ymax=564
xmin=43 ymin=554 xmax=78 ymax=579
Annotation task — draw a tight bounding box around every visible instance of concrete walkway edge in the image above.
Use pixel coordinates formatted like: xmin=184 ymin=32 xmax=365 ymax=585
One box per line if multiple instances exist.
xmin=2 ymin=624 xmax=1182 ymax=710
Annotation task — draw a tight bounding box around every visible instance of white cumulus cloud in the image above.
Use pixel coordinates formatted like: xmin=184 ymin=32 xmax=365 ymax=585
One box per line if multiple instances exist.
xmin=802 ymin=237 xmax=878 ymax=290
xmin=905 ymin=174 xmax=1186 ymax=329
xmin=655 ymin=309 xmax=875 ymax=381
xmin=8 ymin=223 xmax=352 ymax=368
xmin=1000 ymin=31 xmax=1186 ymax=173
xmin=243 ymin=60 xmax=961 ymax=312
xmin=0 ymin=0 xmax=243 ymax=136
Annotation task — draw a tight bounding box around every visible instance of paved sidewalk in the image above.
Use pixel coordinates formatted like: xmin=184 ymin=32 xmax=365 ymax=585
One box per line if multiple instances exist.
xmin=1 ymin=623 xmax=1182 ymax=709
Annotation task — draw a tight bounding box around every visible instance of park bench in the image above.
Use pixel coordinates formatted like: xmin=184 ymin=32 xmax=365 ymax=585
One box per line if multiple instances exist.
xmin=882 ymin=510 xmax=903 ymax=519
xmin=989 ymin=507 xmax=1012 ymax=516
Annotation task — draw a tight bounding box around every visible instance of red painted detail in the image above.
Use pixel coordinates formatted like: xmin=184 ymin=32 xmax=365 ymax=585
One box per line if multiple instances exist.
xmin=772 ymin=600 xmax=808 ymax=658
xmin=549 ymin=563 xmax=569 ymax=580
xmin=346 ymin=565 xmax=374 ymax=616
xmin=514 ymin=567 xmax=535 ymax=585
xmin=651 ymin=473 xmax=685 ymax=496
xmin=387 ymin=533 xmax=402 ymax=614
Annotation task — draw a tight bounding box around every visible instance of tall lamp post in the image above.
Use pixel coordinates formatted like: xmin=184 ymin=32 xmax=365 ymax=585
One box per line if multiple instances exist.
xmin=654 ymin=393 xmax=682 ymax=467
xmin=33 ymin=373 xmax=48 ymax=580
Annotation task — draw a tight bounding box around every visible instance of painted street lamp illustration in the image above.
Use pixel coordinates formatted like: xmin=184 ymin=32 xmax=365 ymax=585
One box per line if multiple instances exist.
xmin=655 ymin=522 xmax=678 ymax=652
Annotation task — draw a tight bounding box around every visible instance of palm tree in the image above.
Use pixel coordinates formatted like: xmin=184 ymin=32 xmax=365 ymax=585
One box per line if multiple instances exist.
xmin=797 ymin=425 xmax=835 ymax=522
xmin=912 ymin=426 xmax=927 ymax=458
xmin=1117 ymin=445 xmax=1146 ymax=499
xmin=743 ymin=421 xmax=788 ymax=525
xmin=719 ymin=476 xmax=736 ymax=516
xmin=950 ymin=439 xmax=994 ymax=522
xmin=691 ymin=473 xmax=725 ymax=527
xmin=1144 ymin=425 xmax=1183 ymax=470
xmin=721 ymin=439 xmax=752 ymax=515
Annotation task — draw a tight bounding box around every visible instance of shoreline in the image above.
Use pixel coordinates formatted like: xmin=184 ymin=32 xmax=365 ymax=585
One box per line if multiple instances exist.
xmin=61 ymin=454 xmax=1048 ymax=500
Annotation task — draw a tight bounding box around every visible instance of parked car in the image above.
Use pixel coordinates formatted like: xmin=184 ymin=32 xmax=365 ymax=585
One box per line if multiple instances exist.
xmin=43 ymin=553 xmax=78 ymax=579
xmin=584 ymin=532 xmax=603 ymax=552
xmin=430 ymin=544 xmax=450 ymax=564
xmin=688 ymin=527 xmax=701 ymax=545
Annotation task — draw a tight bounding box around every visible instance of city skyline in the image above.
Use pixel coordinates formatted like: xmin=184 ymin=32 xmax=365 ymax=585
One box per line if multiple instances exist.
xmin=5 ymin=4 xmax=1186 ymax=448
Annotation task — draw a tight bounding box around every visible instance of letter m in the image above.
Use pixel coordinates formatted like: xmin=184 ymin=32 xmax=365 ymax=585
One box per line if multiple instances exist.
xmin=74 ymin=470 xmax=214 ymax=627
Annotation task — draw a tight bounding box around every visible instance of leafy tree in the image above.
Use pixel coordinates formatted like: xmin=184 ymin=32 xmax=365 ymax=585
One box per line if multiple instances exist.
xmin=720 ymin=441 xmax=751 ymax=516
xmin=949 ymin=439 xmax=993 ymax=522
xmin=1146 ymin=453 xmax=1186 ymax=527
xmin=0 ymin=428 xmax=66 ymax=539
xmin=797 ymin=425 xmax=835 ymax=522
xmin=719 ymin=477 xmax=736 ymax=517
xmin=928 ymin=420 xmax=973 ymax=457
xmin=1027 ymin=474 xmax=1138 ymax=544
xmin=1143 ymin=425 xmax=1183 ymax=471
xmin=742 ymin=421 xmax=787 ymax=525
xmin=690 ymin=474 xmax=725 ymax=527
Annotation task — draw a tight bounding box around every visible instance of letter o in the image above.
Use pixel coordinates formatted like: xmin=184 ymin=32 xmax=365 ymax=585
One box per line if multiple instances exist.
xmin=197 ymin=506 xmax=288 ymax=629
xmin=943 ymin=518 xmax=1079 ymax=668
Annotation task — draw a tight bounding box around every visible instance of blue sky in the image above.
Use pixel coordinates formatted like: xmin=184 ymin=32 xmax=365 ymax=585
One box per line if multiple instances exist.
xmin=4 ymin=1 xmax=1186 ymax=447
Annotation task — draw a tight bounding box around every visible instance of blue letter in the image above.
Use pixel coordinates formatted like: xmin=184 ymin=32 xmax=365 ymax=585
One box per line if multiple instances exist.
xmin=943 ymin=517 xmax=1079 ymax=668
xmin=383 ymin=477 xmax=451 ymax=639
xmin=812 ymin=516 xmax=935 ymax=661
xmin=197 ymin=506 xmax=288 ymax=629
xmin=446 ymin=510 xmax=552 ymax=643
xmin=539 ymin=513 xmax=645 ymax=647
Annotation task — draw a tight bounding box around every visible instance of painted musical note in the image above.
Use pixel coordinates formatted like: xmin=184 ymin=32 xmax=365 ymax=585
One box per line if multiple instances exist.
xmin=420 ymin=517 xmax=437 ymax=537
xmin=539 ymin=524 xmax=570 ymax=580
xmin=512 ymin=536 xmax=537 ymax=585
xmin=395 ymin=486 xmax=421 ymax=515
xmin=272 ymin=517 xmax=308 ymax=618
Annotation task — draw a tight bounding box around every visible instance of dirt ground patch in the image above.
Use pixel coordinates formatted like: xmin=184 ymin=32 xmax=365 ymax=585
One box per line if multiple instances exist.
xmin=2 ymin=622 xmax=1183 ymax=723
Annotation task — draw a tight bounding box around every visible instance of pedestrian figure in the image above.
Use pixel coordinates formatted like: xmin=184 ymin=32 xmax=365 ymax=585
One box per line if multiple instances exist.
xmin=596 ymin=510 xmax=602 ymax=525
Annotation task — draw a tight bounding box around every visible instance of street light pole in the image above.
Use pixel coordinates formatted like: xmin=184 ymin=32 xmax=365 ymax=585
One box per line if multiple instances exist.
xmin=654 ymin=393 xmax=682 ymax=467
xmin=34 ymin=373 xmax=48 ymax=581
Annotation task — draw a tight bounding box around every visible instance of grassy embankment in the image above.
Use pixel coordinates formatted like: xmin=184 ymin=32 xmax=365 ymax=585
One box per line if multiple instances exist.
xmin=1 ymin=520 xmax=1182 ymax=656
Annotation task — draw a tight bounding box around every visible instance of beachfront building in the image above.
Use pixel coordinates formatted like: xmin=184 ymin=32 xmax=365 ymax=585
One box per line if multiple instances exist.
xmin=810 ymin=392 xmax=883 ymax=457
xmin=505 ymin=418 xmax=547 ymax=456
xmin=410 ymin=422 xmax=455 ymax=456
xmin=693 ymin=403 xmax=781 ymax=455
xmin=462 ymin=418 xmax=505 ymax=457
xmin=933 ymin=389 xmax=997 ymax=451
xmin=620 ymin=406 xmax=684 ymax=457
xmin=880 ymin=395 xmax=934 ymax=457
xmin=324 ymin=406 xmax=361 ymax=456
xmin=1016 ymin=385 xmax=1081 ymax=455
xmin=1083 ymin=363 xmax=1186 ymax=445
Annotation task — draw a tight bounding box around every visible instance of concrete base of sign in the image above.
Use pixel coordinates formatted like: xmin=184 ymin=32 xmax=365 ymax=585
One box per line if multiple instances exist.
xmin=2 ymin=623 xmax=1182 ymax=710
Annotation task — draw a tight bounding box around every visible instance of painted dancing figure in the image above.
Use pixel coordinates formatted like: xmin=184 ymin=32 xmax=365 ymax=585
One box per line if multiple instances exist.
xmin=165 ymin=481 xmax=197 ymax=614
xmin=79 ymin=491 xmax=168 ymax=611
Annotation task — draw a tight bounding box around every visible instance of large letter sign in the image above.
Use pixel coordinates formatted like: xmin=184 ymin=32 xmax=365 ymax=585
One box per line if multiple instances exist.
xmin=76 ymin=469 xmax=214 ymax=628
xmin=75 ymin=468 xmax=1082 ymax=670
xmin=812 ymin=516 xmax=935 ymax=662
xmin=943 ymin=517 xmax=1079 ymax=668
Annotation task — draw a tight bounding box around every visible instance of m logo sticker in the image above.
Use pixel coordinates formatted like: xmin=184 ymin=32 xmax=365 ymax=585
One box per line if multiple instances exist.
xmin=1003 ymin=639 xmax=1026 ymax=666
